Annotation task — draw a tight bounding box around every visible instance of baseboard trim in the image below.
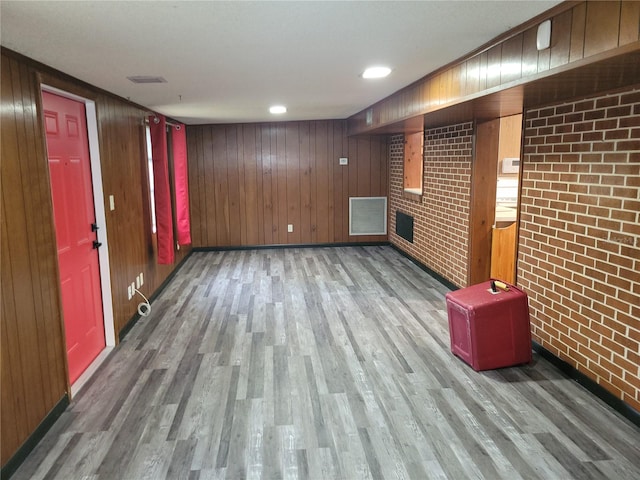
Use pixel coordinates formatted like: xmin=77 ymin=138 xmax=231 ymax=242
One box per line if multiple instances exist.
xmin=1 ymin=394 xmax=69 ymax=480
xmin=193 ymin=242 xmax=390 ymax=252
xmin=532 ymin=341 xmax=640 ymax=428
xmin=119 ymin=251 xmax=194 ymax=342
xmin=389 ymin=244 xmax=459 ymax=291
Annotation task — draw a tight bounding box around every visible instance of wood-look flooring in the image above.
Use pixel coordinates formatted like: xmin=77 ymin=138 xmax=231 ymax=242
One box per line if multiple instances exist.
xmin=12 ymin=247 xmax=640 ymax=480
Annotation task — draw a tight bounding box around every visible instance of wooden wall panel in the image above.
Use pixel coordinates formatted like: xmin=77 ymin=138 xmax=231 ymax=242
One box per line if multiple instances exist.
xmin=96 ymin=96 xmax=190 ymax=335
xmin=1 ymin=49 xmax=190 ymax=467
xmin=550 ymin=9 xmax=573 ymax=69
xmin=187 ymin=120 xmax=388 ymax=247
xmin=584 ymin=1 xmax=621 ymax=57
xmin=349 ymin=1 xmax=640 ymax=135
xmin=522 ymin=27 xmax=540 ymax=77
xmin=501 ymin=34 xmax=524 ymax=84
xmin=570 ymin=2 xmax=587 ymax=62
xmin=1 ymin=52 xmax=67 ymax=466
xmin=619 ymin=1 xmax=640 ymax=45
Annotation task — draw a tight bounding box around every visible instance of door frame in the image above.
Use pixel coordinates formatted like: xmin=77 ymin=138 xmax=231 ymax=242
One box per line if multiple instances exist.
xmin=41 ymin=85 xmax=116 ymax=351
xmin=468 ymin=118 xmax=500 ymax=286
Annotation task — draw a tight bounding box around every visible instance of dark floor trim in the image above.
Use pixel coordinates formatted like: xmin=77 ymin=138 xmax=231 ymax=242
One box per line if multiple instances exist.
xmin=389 ymin=244 xmax=459 ymax=291
xmin=193 ymin=242 xmax=390 ymax=252
xmin=532 ymin=341 xmax=640 ymax=428
xmin=1 ymin=394 xmax=69 ymax=480
xmin=119 ymin=251 xmax=194 ymax=342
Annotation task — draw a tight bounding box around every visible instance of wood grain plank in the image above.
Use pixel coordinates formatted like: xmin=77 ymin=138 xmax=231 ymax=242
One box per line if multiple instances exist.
xmin=550 ymin=9 xmax=573 ymax=69
xmin=187 ymin=127 xmax=202 ymax=246
xmin=356 ymin=137 xmax=370 ymax=197
xmin=276 ymin=124 xmax=287 ymax=244
xmin=299 ymin=122 xmax=312 ymax=244
xmin=330 ymin=122 xmax=341 ymax=242
xmin=465 ymin=55 xmax=480 ymax=97
xmin=347 ymin=131 xmax=359 ymax=238
xmin=285 ymin=123 xmax=301 ymax=244
xmin=570 ymin=2 xmax=587 ymax=62
xmin=244 ymin=124 xmax=259 ymax=246
xmin=369 ymin=133 xmax=383 ymax=199
xmin=522 ymin=27 xmax=540 ymax=77
xmin=0 ymin=154 xmax=27 ymax=459
xmin=254 ymin=126 xmax=265 ymax=246
xmin=238 ymin=126 xmax=249 ymax=246
xmin=203 ymin=126 xmax=216 ymax=247
xmin=314 ymin=122 xmax=329 ymax=244
xmin=584 ymin=1 xmax=621 ymax=58
xmin=261 ymin=124 xmax=274 ymax=245
xmin=212 ymin=127 xmax=229 ymax=246
xmin=619 ymin=1 xmax=640 ymax=45
xmin=487 ymin=44 xmax=503 ymax=89
xmin=501 ymin=34 xmax=523 ymax=84
xmin=225 ymin=126 xmax=241 ymax=246
xmin=478 ymin=51 xmax=489 ymax=92
xmin=308 ymin=122 xmax=319 ymax=243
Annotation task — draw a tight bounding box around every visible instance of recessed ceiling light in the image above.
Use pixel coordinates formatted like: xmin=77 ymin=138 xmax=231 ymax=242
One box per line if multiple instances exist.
xmin=362 ymin=66 xmax=391 ymax=79
xmin=269 ymin=105 xmax=287 ymax=114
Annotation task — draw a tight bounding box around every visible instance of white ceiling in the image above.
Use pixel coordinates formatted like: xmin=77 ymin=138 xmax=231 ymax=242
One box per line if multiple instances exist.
xmin=1 ymin=1 xmax=561 ymax=125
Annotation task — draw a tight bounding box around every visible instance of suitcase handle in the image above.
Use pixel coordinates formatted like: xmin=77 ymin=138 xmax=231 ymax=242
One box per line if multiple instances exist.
xmin=490 ymin=279 xmax=526 ymax=296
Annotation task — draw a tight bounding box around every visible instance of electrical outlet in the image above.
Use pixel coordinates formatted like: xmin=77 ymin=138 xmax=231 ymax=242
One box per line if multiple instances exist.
xmin=136 ymin=275 xmax=141 ymax=288
xmin=127 ymin=285 xmax=132 ymax=300
xmin=339 ymin=157 xmax=348 ymax=166
xmin=131 ymin=282 xmax=135 ymax=297
xmin=287 ymin=224 xmax=293 ymax=233
xmin=139 ymin=272 xmax=144 ymax=286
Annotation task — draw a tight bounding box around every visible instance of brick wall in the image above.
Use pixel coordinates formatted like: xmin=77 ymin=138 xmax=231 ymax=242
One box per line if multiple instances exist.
xmin=388 ymin=123 xmax=473 ymax=287
xmin=520 ymin=86 xmax=640 ymax=411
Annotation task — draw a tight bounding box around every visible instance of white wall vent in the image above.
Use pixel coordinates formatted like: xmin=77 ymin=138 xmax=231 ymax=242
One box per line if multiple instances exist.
xmin=502 ymin=157 xmax=520 ymax=174
xmin=349 ymin=197 xmax=387 ymax=236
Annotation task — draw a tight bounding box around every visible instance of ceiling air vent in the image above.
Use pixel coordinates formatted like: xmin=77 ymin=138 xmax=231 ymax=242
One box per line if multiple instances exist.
xmin=349 ymin=197 xmax=387 ymax=236
xmin=127 ymin=76 xmax=167 ymax=84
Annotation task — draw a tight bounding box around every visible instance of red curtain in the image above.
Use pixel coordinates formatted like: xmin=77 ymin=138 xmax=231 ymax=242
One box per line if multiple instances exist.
xmin=171 ymin=124 xmax=192 ymax=246
xmin=148 ymin=115 xmax=175 ymax=264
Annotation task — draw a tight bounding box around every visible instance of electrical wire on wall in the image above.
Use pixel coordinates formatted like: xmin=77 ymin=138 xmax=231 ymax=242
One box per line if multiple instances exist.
xmin=134 ymin=288 xmax=152 ymax=317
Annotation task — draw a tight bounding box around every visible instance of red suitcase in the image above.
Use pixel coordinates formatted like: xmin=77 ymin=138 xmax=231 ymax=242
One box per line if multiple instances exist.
xmin=445 ymin=280 xmax=532 ymax=371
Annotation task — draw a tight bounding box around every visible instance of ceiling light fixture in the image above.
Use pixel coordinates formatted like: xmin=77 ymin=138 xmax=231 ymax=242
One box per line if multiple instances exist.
xmin=362 ymin=66 xmax=391 ymax=79
xmin=269 ymin=105 xmax=287 ymax=114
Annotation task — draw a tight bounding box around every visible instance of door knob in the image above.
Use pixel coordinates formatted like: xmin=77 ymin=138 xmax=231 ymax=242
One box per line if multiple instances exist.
xmin=93 ymin=240 xmax=102 ymax=249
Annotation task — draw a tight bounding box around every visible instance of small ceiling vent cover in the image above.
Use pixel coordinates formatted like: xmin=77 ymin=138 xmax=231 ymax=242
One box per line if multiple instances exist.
xmin=127 ymin=76 xmax=167 ymax=84
xmin=349 ymin=197 xmax=387 ymax=236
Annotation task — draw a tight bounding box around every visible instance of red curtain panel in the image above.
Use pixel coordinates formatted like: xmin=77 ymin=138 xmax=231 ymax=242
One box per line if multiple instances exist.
xmin=171 ymin=124 xmax=192 ymax=246
xmin=149 ymin=115 xmax=175 ymax=264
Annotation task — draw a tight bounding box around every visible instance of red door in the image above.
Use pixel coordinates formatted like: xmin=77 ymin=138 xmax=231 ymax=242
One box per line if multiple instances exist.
xmin=43 ymin=91 xmax=105 ymax=384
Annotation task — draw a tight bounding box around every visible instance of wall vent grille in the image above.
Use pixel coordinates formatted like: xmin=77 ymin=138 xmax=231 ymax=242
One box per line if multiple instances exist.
xmin=349 ymin=197 xmax=387 ymax=236
xmin=127 ymin=76 xmax=167 ymax=84
xmin=395 ymin=210 xmax=414 ymax=243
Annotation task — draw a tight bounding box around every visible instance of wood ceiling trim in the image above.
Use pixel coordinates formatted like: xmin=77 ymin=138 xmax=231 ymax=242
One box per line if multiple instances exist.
xmin=348 ymin=1 xmax=640 ymax=135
